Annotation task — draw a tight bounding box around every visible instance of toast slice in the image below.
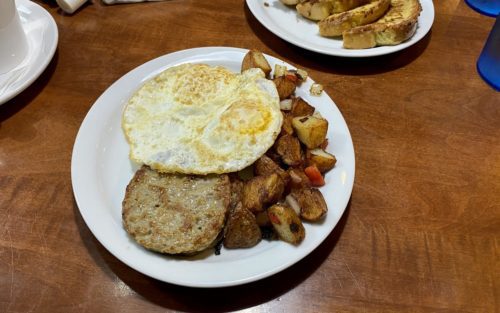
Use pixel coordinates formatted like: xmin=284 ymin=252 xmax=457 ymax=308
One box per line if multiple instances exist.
xmin=296 ymin=0 xmax=369 ymax=21
xmin=318 ymin=0 xmax=391 ymax=36
xmin=342 ymin=0 xmax=422 ymax=48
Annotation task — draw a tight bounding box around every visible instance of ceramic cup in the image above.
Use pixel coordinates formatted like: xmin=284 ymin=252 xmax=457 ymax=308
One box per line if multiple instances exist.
xmin=0 ymin=0 xmax=29 ymax=74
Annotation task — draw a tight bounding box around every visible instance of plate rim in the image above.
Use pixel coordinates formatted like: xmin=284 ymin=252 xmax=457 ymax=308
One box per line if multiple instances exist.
xmin=71 ymin=46 xmax=356 ymax=287
xmin=0 ymin=0 xmax=59 ymax=105
xmin=246 ymin=0 xmax=435 ymax=57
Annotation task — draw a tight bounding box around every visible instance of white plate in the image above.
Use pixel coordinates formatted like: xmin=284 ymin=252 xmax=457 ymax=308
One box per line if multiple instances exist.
xmin=246 ymin=0 xmax=434 ymax=57
xmin=0 ymin=0 xmax=58 ymax=105
xmin=71 ymin=47 xmax=355 ymax=288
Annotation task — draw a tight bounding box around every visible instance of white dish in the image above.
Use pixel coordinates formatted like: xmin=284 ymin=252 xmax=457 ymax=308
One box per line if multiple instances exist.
xmin=246 ymin=0 xmax=434 ymax=57
xmin=0 ymin=0 xmax=58 ymax=105
xmin=71 ymin=47 xmax=355 ymax=288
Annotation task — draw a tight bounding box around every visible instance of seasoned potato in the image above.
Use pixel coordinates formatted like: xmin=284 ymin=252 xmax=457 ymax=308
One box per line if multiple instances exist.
xmin=280 ymin=112 xmax=294 ymax=136
xmin=242 ymin=173 xmax=285 ymax=214
xmin=280 ymin=99 xmax=293 ymax=111
xmin=310 ymin=83 xmax=323 ymax=96
xmin=291 ymin=97 xmax=315 ymax=117
xmin=241 ymin=50 xmax=272 ymax=76
xmin=296 ymin=68 xmax=308 ymax=82
xmin=292 ymin=115 xmax=328 ymax=149
xmin=287 ymin=167 xmax=311 ymax=189
xmin=290 ymin=187 xmax=328 ymax=221
xmin=275 ymin=134 xmax=303 ymax=166
xmin=224 ymin=203 xmax=262 ymax=249
xmin=274 ymin=64 xmax=287 ymax=78
xmin=273 ymin=76 xmax=297 ymax=100
xmin=265 ymin=148 xmax=283 ymax=164
xmin=268 ymin=204 xmax=305 ymax=244
xmin=229 ymin=178 xmax=245 ymax=210
xmin=306 ymin=148 xmax=337 ymax=173
xmin=254 ymin=155 xmax=290 ymax=186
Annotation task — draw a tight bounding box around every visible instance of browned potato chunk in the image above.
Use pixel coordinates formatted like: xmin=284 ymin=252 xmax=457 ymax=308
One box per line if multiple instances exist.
xmin=290 ymin=187 xmax=328 ymax=221
xmin=254 ymin=155 xmax=290 ymax=186
xmin=275 ymin=134 xmax=302 ymax=166
xmin=268 ymin=204 xmax=305 ymax=244
xmin=241 ymin=50 xmax=272 ymax=76
xmin=229 ymin=178 xmax=245 ymax=210
xmin=280 ymin=112 xmax=294 ymax=136
xmin=273 ymin=76 xmax=296 ymax=100
xmin=287 ymin=168 xmax=311 ymax=189
xmin=306 ymin=148 xmax=337 ymax=173
xmin=242 ymin=173 xmax=285 ymax=214
xmin=224 ymin=203 xmax=261 ymax=249
xmin=292 ymin=115 xmax=328 ymax=149
xmin=291 ymin=97 xmax=315 ymax=117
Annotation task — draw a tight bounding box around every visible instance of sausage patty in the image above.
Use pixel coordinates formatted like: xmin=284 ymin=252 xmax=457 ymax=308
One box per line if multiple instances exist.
xmin=122 ymin=165 xmax=230 ymax=254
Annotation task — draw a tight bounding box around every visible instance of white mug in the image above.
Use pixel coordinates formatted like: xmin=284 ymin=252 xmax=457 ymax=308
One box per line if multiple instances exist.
xmin=0 ymin=0 xmax=29 ymax=74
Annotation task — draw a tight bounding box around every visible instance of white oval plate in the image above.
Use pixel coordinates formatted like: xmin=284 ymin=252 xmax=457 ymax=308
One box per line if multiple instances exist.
xmin=246 ymin=0 xmax=434 ymax=57
xmin=71 ymin=47 xmax=355 ymax=288
xmin=0 ymin=0 xmax=58 ymax=105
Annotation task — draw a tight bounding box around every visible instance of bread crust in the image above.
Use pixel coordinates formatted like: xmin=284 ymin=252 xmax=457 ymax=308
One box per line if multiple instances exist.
xmin=342 ymin=0 xmax=422 ymax=49
xmin=318 ymin=0 xmax=391 ymax=37
xmin=122 ymin=165 xmax=230 ymax=255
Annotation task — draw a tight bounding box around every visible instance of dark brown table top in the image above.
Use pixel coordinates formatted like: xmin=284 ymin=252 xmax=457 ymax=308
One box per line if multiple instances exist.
xmin=1 ymin=1 xmax=498 ymax=312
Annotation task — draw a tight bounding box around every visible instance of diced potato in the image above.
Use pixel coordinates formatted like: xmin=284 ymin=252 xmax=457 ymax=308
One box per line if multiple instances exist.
xmin=229 ymin=178 xmax=245 ymax=210
xmin=242 ymin=173 xmax=285 ymax=214
xmin=224 ymin=203 xmax=262 ymax=249
xmin=287 ymin=167 xmax=311 ymax=189
xmin=265 ymin=148 xmax=282 ymax=164
xmin=254 ymin=155 xmax=290 ymax=186
xmin=291 ymin=115 xmax=328 ymax=149
xmin=280 ymin=99 xmax=293 ymax=111
xmin=296 ymin=68 xmax=308 ymax=81
xmin=306 ymin=148 xmax=337 ymax=173
xmin=310 ymin=83 xmax=323 ymax=96
xmin=290 ymin=187 xmax=328 ymax=221
xmin=275 ymin=134 xmax=303 ymax=166
xmin=268 ymin=204 xmax=305 ymax=244
xmin=280 ymin=112 xmax=294 ymax=136
xmin=274 ymin=64 xmax=287 ymax=78
xmin=241 ymin=50 xmax=272 ymax=76
xmin=273 ymin=76 xmax=297 ymax=100
xmin=291 ymin=97 xmax=315 ymax=117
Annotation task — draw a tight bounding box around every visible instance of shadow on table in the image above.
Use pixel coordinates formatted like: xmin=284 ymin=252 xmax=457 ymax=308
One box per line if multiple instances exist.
xmin=243 ymin=3 xmax=432 ymax=76
xmin=74 ymin=198 xmax=351 ymax=312
xmin=0 ymin=51 xmax=59 ymax=124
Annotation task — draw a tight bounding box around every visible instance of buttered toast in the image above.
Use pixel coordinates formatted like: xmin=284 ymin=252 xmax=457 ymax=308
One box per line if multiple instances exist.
xmin=318 ymin=0 xmax=391 ymax=37
xmin=343 ymin=0 xmax=422 ymax=48
xmin=296 ymin=0 xmax=369 ymax=21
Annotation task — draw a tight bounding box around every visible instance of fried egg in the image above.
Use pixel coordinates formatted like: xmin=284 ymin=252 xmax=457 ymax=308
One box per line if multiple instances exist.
xmin=122 ymin=63 xmax=282 ymax=174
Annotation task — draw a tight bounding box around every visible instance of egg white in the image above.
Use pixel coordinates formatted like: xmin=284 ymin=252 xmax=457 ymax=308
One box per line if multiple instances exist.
xmin=122 ymin=63 xmax=282 ymax=174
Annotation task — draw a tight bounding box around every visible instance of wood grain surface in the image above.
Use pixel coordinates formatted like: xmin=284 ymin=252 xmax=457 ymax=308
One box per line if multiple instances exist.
xmin=1 ymin=0 xmax=498 ymax=312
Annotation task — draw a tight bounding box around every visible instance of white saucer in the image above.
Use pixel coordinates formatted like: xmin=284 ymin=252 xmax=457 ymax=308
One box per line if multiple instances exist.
xmin=0 ymin=0 xmax=58 ymax=105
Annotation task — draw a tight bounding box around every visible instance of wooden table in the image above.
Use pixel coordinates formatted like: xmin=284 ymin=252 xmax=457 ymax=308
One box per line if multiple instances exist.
xmin=1 ymin=1 xmax=498 ymax=312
